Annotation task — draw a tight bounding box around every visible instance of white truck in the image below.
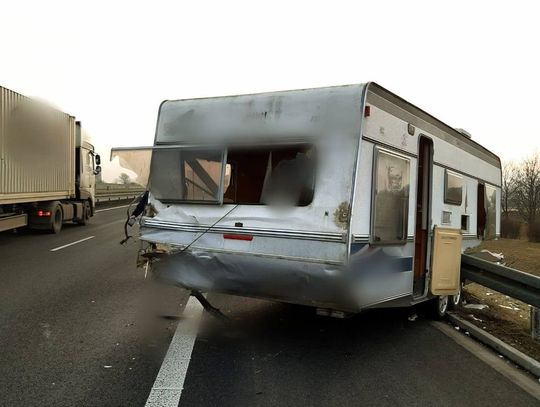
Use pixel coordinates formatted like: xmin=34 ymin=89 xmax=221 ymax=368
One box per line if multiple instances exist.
xmin=0 ymin=85 xmax=101 ymax=233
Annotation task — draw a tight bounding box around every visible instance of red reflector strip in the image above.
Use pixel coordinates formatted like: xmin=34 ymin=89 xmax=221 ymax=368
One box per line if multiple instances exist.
xmin=223 ymin=234 xmax=253 ymax=241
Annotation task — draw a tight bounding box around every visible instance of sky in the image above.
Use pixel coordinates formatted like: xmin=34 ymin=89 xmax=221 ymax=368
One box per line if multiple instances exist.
xmin=1 ymin=0 xmax=539 ymax=182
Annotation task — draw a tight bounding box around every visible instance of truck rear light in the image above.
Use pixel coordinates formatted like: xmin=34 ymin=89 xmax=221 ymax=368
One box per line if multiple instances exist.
xmin=223 ymin=234 xmax=253 ymax=241
xmin=37 ymin=210 xmax=51 ymax=217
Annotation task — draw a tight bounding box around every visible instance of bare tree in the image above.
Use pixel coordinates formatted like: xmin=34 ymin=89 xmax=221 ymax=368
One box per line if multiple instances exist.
xmin=513 ymin=152 xmax=540 ymax=224
xmin=501 ymin=161 xmax=517 ymax=218
xmin=118 ymin=172 xmax=131 ymax=185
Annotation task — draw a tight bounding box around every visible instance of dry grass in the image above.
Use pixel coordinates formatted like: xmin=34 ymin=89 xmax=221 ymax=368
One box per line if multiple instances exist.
xmin=466 ymin=238 xmax=540 ymax=277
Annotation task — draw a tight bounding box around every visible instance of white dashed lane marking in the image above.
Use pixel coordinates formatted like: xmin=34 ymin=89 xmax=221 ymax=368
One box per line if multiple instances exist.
xmin=50 ymin=236 xmax=95 ymax=252
xmin=95 ymin=204 xmax=131 ymax=213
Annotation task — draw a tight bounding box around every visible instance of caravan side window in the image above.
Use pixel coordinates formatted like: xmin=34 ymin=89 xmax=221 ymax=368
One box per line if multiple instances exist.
xmin=371 ymin=148 xmax=410 ymax=244
xmin=444 ymin=170 xmax=463 ymax=205
xmin=485 ymin=185 xmax=497 ymax=239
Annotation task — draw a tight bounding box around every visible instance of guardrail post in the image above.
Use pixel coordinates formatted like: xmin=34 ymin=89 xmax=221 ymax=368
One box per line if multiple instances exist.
xmin=532 ymin=307 xmax=540 ymax=341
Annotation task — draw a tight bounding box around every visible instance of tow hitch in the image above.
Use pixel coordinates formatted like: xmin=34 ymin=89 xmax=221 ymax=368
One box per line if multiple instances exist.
xmin=190 ymin=290 xmax=229 ymax=321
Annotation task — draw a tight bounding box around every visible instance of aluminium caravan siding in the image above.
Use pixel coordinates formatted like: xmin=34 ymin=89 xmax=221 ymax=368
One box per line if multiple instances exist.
xmin=351 ymin=88 xmax=502 ymax=247
xmin=0 ymin=86 xmax=75 ymax=205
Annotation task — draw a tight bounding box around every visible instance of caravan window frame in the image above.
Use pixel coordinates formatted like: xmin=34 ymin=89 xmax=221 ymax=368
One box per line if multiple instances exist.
xmin=370 ymin=147 xmax=410 ymax=245
xmin=224 ymin=144 xmax=316 ymax=206
xmin=149 ymin=142 xmax=316 ymax=206
xmin=150 ymin=145 xmax=228 ymax=205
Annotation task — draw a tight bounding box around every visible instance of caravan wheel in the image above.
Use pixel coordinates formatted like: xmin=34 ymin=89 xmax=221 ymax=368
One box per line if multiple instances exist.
xmin=450 ymin=282 xmax=464 ymax=309
xmin=430 ymin=295 xmax=449 ymax=319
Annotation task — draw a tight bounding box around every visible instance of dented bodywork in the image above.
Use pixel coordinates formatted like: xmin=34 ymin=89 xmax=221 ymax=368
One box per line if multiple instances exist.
xmin=135 ymin=85 xmax=364 ymax=310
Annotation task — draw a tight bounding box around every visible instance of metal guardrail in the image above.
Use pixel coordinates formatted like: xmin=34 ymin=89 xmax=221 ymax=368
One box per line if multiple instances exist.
xmin=461 ymin=254 xmax=540 ymax=308
xmin=95 ymin=190 xmax=144 ymax=203
xmin=461 ymin=253 xmax=540 ymax=340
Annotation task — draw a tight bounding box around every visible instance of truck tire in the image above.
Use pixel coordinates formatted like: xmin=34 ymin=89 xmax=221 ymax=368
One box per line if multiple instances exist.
xmin=51 ymin=205 xmax=63 ymax=234
xmin=76 ymin=201 xmax=91 ymax=226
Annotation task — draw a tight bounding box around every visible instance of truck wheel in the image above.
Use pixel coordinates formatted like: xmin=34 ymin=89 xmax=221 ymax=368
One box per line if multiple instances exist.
xmin=77 ymin=201 xmax=91 ymax=225
xmin=51 ymin=206 xmax=63 ymax=234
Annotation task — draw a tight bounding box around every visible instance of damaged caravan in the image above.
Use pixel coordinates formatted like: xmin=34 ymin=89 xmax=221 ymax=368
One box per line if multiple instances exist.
xmin=113 ymin=83 xmax=501 ymax=317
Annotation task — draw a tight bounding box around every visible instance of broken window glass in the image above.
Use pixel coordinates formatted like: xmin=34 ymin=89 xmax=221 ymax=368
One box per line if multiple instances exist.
xmin=148 ymin=144 xmax=315 ymax=206
xmin=224 ymin=145 xmax=315 ymax=206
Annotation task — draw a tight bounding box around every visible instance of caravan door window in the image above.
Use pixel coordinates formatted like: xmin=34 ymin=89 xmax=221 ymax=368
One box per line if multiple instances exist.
xmin=371 ymin=148 xmax=410 ymax=244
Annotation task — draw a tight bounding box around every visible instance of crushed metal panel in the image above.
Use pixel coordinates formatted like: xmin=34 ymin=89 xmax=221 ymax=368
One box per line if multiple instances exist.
xmin=148 ymin=247 xmax=354 ymax=311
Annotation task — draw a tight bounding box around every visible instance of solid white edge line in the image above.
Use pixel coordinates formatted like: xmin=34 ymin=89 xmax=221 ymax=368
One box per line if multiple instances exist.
xmin=145 ymin=295 xmax=204 ymax=407
xmin=50 ymin=236 xmax=95 ymax=252
xmin=95 ymin=204 xmax=131 ymax=213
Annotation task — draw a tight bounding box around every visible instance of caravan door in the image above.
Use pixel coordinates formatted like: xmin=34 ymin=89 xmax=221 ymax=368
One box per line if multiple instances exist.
xmin=413 ymin=136 xmax=433 ymax=297
xmin=430 ymin=227 xmax=462 ymax=295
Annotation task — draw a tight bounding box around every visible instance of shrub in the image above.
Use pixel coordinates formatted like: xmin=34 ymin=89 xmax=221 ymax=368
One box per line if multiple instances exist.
xmin=528 ymin=221 xmax=540 ymax=242
xmin=501 ymin=218 xmax=521 ymax=239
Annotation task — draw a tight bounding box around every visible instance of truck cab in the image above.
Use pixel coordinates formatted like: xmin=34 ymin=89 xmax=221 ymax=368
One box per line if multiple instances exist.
xmin=76 ymin=122 xmax=100 ymax=218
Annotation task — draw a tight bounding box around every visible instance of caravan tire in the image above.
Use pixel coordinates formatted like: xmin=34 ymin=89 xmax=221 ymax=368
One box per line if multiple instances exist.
xmin=430 ymin=295 xmax=449 ymax=319
xmin=450 ymin=282 xmax=464 ymax=309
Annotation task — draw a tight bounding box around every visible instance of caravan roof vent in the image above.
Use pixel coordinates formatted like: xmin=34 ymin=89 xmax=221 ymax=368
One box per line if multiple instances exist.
xmin=455 ymin=128 xmax=472 ymax=139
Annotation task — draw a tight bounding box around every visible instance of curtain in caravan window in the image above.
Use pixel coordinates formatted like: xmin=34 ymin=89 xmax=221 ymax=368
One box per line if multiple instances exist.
xmin=372 ymin=149 xmax=410 ymax=243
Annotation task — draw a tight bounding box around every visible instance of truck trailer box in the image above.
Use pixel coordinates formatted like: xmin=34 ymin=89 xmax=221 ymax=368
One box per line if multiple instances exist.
xmin=0 ymin=86 xmax=76 ymax=205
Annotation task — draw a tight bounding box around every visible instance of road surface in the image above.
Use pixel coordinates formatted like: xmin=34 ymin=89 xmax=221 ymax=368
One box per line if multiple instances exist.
xmin=0 ymin=206 xmax=538 ymax=406
xmin=0 ymin=206 xmax=189 ymax=406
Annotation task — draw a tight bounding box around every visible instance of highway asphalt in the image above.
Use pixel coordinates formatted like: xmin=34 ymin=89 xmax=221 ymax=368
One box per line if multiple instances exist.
xmin=181 ymin=295 xmax=539 ymax=407
xmin=1 ymin=206 xmax=538 ymax=406
xmin=0 ymin=206 xmax=189 ymax=406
